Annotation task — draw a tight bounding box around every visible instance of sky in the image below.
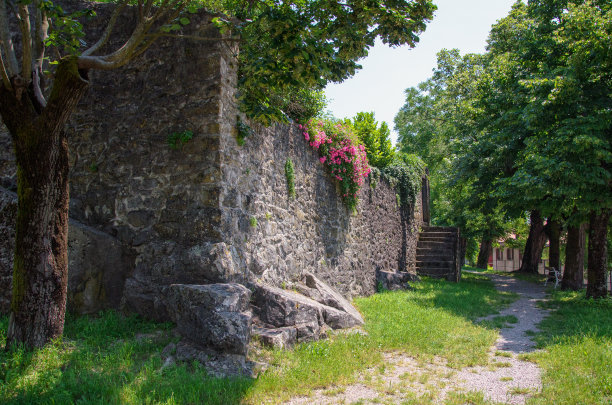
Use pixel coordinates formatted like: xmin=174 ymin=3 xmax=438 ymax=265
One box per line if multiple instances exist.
xmin=324 ymin=0 xmax=518 ymax=144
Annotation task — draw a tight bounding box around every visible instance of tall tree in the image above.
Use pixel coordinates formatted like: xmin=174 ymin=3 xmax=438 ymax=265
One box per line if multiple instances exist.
xmin=350 ymin=112 xmax=395 ymax=168
xmin=0 ymin=0 xmax=436 ymax=348
xmin=562 ymin=222 xmax=586 ymax=291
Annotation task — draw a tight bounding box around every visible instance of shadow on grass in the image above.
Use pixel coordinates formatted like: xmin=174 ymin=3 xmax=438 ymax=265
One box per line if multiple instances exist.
xmin=413 ymin=272 xmax=518 ymax=321
xmin=0 ymin=312 xmax=254 ymax=405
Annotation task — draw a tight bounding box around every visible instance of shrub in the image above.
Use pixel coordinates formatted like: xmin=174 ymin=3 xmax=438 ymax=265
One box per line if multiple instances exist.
xmin=300 ymin=119 xmax=370 ymax=211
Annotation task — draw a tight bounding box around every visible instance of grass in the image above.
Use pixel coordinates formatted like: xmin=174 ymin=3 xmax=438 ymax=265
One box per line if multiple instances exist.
xmin=478 ymin=315 xmax=519 ymax=329
xmin=0 ymin=273 xmax=516 ymax=404
xmin=524 ymin=289 xmax=612 ymax=404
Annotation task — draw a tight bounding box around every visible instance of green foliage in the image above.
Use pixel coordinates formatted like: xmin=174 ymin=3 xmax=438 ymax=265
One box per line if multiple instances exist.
xmin=284 ymin=158 xmax=296 ymax=198
xmin=236 ymin=118 xmax=252 ymax=146
xmin=166 ymin=130 xmax=193 ymax=150
xmin=381 ymin=153 xmax=425 ymax=208
xmin=349 ymin=112 xmax=396 ymax=168
xmin=278 ymin=88 xmax=328 ymax=123
xmin=234 ymin=0 xmax=437 ymax=124
xmin=249 ymin=216 xmax=257 ymax=228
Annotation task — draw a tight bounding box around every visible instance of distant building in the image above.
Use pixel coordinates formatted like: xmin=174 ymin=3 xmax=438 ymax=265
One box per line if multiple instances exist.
xmin=487 ymin=234 xmax=547 ymax=273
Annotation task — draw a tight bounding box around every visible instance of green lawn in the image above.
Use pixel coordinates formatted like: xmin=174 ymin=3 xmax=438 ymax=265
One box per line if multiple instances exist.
xmin=0 ymin=273 xmax=516 ymax=404
xmin=524 ymin=289 xmax=612 ymax=405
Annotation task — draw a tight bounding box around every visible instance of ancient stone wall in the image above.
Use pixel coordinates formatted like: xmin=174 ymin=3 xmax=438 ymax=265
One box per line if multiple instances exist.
xmin=219 ymin=123 xmax=423 ymax=298
xmin=0 ymin=4 xmax=424 ymax=318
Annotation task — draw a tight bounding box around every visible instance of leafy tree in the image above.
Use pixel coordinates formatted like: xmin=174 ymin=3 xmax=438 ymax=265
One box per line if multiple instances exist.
xmin=0 ymin=0 xmax=436 ymax=348
xmin=349 ymin=111 xmax=395 ymax=168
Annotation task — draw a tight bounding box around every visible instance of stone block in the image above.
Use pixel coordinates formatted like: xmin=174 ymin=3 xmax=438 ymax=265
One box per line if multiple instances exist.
xmin=252 ymin=326 xmax=297 ymax=349
xmin=375 ymin=269 xmax=418 ymax=291
xmin=302 ymin=272 xmax=364 ymax=325
xmin=167 ymin=283 xmax=252 ymax=355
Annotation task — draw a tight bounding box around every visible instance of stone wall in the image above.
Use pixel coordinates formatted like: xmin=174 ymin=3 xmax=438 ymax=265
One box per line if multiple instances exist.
xmin=219 ymin=123 xmax=423 ymax=298
xmin=0 ymin=4 xmax=425 ymax=318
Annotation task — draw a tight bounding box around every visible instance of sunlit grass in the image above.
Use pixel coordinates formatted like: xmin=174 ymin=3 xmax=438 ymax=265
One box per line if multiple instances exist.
xmin=526 ymin=289 xmax=612 ymax=404
xmin=0 ymin=273 xmax=516 ymax=404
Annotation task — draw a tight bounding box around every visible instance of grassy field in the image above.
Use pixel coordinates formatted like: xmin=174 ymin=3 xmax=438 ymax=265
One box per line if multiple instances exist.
xmin=524 ymin=289 xmax=612 ymax=405
xmin=0 ymin=273 xmax=516 ymax=404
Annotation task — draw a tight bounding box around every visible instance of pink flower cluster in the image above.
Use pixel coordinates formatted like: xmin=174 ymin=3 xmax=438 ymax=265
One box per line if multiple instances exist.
xmin=299 ymin=120 xmax=371 ymax=210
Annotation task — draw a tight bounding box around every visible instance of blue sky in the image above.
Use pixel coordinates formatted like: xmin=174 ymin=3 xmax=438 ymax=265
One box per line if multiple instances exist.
xmin=324 ymin=0 xmax=517 ymax=144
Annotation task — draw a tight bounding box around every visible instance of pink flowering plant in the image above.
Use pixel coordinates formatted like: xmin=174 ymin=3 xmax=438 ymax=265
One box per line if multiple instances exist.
xmin=298 ymin=119 xmax=370 ymax=210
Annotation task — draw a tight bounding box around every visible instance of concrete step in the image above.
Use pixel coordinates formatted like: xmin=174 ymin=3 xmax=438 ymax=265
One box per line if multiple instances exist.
xmin=415 ymin=267 xmax=454 ymax=277
xmin=417 ymin=240 xmax=455 ymax=250
xmin=418 ymin=235 xmax=455 ymax=242
xmin=416 ymin=260 xmax=455 ymax=268
xmin=422 ymin=226 xmax=458 ymax=233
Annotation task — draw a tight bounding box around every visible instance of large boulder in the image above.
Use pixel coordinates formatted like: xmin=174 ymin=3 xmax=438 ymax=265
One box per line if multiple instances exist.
xmin=166 ymin=283 xmax=252 ymax=355
xmin=252 ymin=283 xmax=363 ymax=344
xmin=301 ymin=272 xmax=364 ymax=325
xmin=375 ymin=269 xmax=418 ymax=291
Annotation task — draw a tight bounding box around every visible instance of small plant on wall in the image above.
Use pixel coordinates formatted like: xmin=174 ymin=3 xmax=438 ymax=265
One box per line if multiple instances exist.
xmin=167 ymin=130 xmax=193 ymax=150
xmin=285 ymin=158 xmax=296 ymax=198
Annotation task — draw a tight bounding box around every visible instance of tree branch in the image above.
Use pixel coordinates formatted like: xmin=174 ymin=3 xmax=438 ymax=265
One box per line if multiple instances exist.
xmin=82 ymin=0 xmax=130 ymax=57
xmin=32 ymin=0 xmax=48 ymax=107
xmin=17 ymin=3 xmax=32 ymax=81
xmin=148 ymin=33 xmax=241 ymax=42
xmin=0 ymin=0 xmax=19 ymax=76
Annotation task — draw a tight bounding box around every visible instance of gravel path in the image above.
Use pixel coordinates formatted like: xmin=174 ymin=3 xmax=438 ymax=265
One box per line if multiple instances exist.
xmin=450 ymin=272 xmax=549 ymax=404
xmin=286 ymin=272 xmax=550 ymax=405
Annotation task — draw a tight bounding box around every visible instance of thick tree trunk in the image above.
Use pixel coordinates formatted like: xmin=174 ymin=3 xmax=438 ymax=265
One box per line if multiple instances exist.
xmin=476 ymin=238 xmax=492 ymax=269
xmin=546 ymin=219 xmax=561 ymax=271
xmin=562 ymin=223 xmax=586 ymax=291
xmin=518 ymin=210 xmax=547 ymax=274
xmin=586 ymin=209 xmax=611 ymax=299
xmin=0 ymin=58 xmax=89 ymax=348
xmin=459 ymin=237 xmax=467 ymax=267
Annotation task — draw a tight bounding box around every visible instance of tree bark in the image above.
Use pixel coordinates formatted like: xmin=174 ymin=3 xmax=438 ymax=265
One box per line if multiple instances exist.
xmin=0 ymin=57 xmax=89 ymax=348
xmin=546 ymin=219 xmax=561 ymax=271
xmin=586 ymin=209 xmax=611 ymax=299
xmin=562 ymin=223 xmax=586 ymax=291
xmin=476 ymin=238 xmax=491 ymax=269
xmin=459 ymin=237 xmax=467 ymax=267
xmin=518 ymin=210 xmax=547 ymax=274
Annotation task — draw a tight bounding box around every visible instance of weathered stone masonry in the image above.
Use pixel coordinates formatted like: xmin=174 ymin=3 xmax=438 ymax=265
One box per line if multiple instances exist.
xmin=0 ymin=6 xmax=426 ymax=321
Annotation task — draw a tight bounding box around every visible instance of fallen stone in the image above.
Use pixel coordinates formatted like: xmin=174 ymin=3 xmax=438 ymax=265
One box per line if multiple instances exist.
xmin=375 ymin=269 xmax=418 ymax=291
xmin=252 ymin=283 xmax=323 ymax=328
xmin=175 ymin=341 xmax=257 ymax=378
xmin=252 ymin=325 xmax=297 ymax=349
xmin=302 ymin=272 xmax=364 ymax=325
xmin=167 ymin=283 xmax=252 ymax=356
xmin=252 ymin=283 xmax=362 ymax=331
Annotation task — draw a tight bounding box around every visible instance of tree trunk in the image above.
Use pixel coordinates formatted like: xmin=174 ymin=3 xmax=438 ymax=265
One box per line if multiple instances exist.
xmin=546 ymin=219 xmax=561 ymax=271
xmin=0 ymin=58 xmax=89 ymax=348
xmin=518 ymin=210 xmax=547 ymax=274
xmin=459 ymin=237 xmax=467 ymax=267
xmin=586 ymin=209 xmax=611 ymax=299
xmin=476 ymin=238 xmax=491 ymax=269
xmin=562 ymin=223 xmax=586 ymax=291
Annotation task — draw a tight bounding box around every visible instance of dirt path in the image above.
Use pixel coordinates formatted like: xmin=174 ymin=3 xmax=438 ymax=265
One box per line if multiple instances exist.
xmin=286 ymin=273 xmax=550 ymax=405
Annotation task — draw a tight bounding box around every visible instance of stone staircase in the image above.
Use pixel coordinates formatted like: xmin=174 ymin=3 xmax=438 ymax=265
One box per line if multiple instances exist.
xmin=415 ymin=226 xmax=461 ymax=282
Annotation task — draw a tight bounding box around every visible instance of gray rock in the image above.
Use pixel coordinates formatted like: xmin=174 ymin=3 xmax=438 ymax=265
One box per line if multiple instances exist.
xmin=302 ymin=272 xmax=364 ymax=325
xmin=252 ymin=283 xmax=323 ymax=328
xmin=252 ymin=326 xmax=297 ymax=349
xmin=166 ymin=283 xmax=252 ymax=355
xmin=252 ymin=283 xmax=362 ymax=332
xmin=175 ymin=341 xmax=257 ymax=378
xmin=375 ymin=269 xmax=418 ymax=291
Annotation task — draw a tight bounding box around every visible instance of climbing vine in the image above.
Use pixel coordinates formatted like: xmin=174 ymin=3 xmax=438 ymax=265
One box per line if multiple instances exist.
xmin=381 ymin=154 xmax=425 ymax=209
xmin=285 ymin=158 xmax=296 ymax=198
